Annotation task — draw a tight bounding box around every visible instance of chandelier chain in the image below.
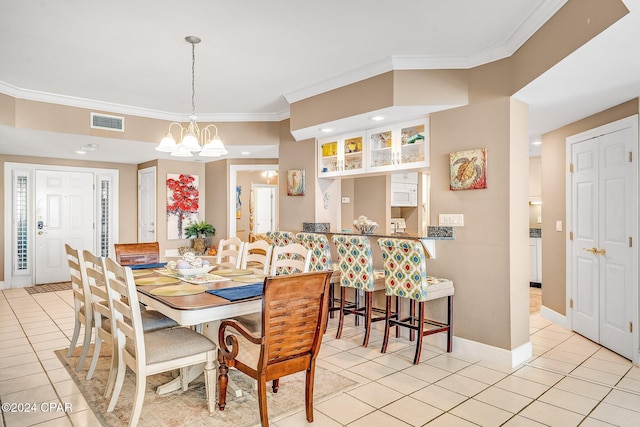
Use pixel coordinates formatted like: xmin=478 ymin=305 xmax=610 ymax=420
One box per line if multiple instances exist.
xmin=191 ymin=40 xmax=196 ymax=117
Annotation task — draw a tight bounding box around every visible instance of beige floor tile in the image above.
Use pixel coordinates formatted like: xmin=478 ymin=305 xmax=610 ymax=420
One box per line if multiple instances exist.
xmin=519 ymin=400 xmax=585 ymax=426
xmin=0 ymin=372 xmax=50 ymax=395
xmin=570 ymin=366 xmax=623 ymax=386
xmin=276 ymin=408 xmax=343 ymax=427
xmin=347 ymin=360 xmax=396 ymax=381
xmin=371 ymin=352 xmax=415 ymax=370
xmin=450 ymin=398 xmax=513 ymax=427
xmin=494 ymin=375 xmax=550 ymax=399
xmin=377 ymin=371 xmax=428 ymax=394
xmin=331 ymin=368 xmax=372 ymax=385
xmin=403 ymin=363 xmax=451 ymax=383
xmin=347 ymin=410 xmax=411 ymax=426
xmin=538 ymin=387 xmax=599 ymax=415
xmin=530 ymin=343 xmax=550 ymax=357
xmin=527 ymin=355 xmax=577 ymax=373
xmin=52 ymin=378 xmax=81 ymax=398
xmin=0 ymin=330 xmax=26 ymax=341
xmin=425 ymin=413 xmax=479 ymax=426
xmin=346 ymin=343 xmax=385 ymax=360
xmin=0 ymin=336 xmax=30 ymax=349
xmin=475 ymin=359 xmax=520 ymax=375
xmin=474 ymin=386 xmax=533 ymax=414
xmin=424 ymin=354 xmax=470 ymax=373
xmin=578 ymin=417 xmax=618 ymax=427
xmin=381 ymin=396 xmax=443 ymax=427
xmin=395 ymin=345 xmax=442 ymax=363
xmin=434 ymin=373 xmax=489 ymax=397
xmin=28 ymin=331 xmax=69 ymax=344
xmin=41 ymin=356 xmax=65 ymax=372
xmin=0 ymin=352 xmax=39 ymax=370
xmin=46 ymin=367 xmax=73 ymax=383
xmin=532 ymin=328 xmax=572 ymax=342
xmin=542 ymin=348 xmax=590 ymax=365
xmin=322 ymin=351 xmax=368 ymax=369
xmin=617 ymin=376 xmax=640 ymax=393
xmin=553 ymin=376 xmax=611 ymax=400
xmin=26 ymin=325 xmax=64 ymax=337
xmin=589 ymin=402 xmax=640 ymax=427
xmin=512 ymin=365 xmax=564 ymax=386
xmin=67 ymin=408 xmax=102 ymax=427
xmin=591 ymin=347 xmax=635 ymax=365
xmin=2 ymin=399 xmax=69 ymax=427
xmin=0 ymin=344 xmax=33 ymax=358
xmin=456 ymin=364 xmax=507 ymax=385
xmin=529 ymin=314 xmax=553 ymax=329
xmin=31 ymin=338 xmax=70 ymax=352
xmin=315 ymin=392 xmax=375 ymax=425
xmin=543 ymin=323 xmax=573 ymax=335
xmin=410 ymin=384 xmax=468 ymax=411
xmin=1 ymin=384 xmax=58 ymax=404
xmin=324 ymin=338 xmax=363 ymax=352
xmin=346 ymin=381 xmax=404 ymax=408
xmin=0 ymin=360 xmax=44 ymax=382
xmin=581 ymin=356 xmax=633 ymax=376
xmin=602 ymin=389 xmax=640 ymax=412
xmin=502 ymin=415 xmax=548 ymax=426
xmin=623 ymin=366 xmax=640 ymax=381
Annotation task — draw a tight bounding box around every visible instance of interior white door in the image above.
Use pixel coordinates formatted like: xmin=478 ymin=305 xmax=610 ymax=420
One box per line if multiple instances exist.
xmin=253 ymin=185 xmax=276 ymax=233
xmin=138 ymin=167 xmax=156 ymax=242
xmin=570 ymin=125 xmax=636 ymax=360
xmin=35 ymin=170 xmax=95 ymax=284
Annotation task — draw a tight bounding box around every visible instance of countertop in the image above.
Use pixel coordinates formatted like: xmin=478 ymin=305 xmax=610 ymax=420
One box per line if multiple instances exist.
xmin=321 ymin=226 xmax=455 ymax=240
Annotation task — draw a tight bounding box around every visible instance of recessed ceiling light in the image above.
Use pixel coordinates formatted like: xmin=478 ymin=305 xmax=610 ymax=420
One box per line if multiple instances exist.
xmin=532 ymin=141 xmax=541 ymax=145
xmin=370 ymin=115 xmax=385 ymax=121
xmin=75 ymin=147 xmax=86 ymax=154
xmin=240 ymin=151 xmax=251 ymax=155
xmin=319 ymin=128 xmax=333 ymax=133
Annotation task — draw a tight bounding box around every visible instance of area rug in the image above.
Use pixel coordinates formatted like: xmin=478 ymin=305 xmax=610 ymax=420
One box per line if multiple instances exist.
xmin=56 ymin=345 xmax=356 ymax=427
xmin=25 ymin=281 xmax=72 ymax=294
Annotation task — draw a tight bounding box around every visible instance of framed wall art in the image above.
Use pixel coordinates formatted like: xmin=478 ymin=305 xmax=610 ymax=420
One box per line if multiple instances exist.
xmin=166 ymin=173 xmax=199 ymax=239
xmin=286 ymin=169 xmax=305 ymax=196
xmin=449 ymin=148 xmax=487 ymax=190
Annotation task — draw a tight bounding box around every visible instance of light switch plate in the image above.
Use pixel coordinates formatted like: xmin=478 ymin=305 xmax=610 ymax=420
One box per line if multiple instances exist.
xmin=341 ymin=197 xmax=350 ymax=203
xmin=439 ymin=214 xmax=464 ymax=227
xmin=555 ymin=220 xmax=563 ymax=231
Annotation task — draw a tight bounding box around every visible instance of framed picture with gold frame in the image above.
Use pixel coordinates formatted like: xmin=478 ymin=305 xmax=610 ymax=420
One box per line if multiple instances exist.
xmin=287 ymin=169 xmax=305 ymax=196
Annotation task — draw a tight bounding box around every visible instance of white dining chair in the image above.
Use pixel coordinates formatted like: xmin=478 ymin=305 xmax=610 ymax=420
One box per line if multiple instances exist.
xmin=269 ymin=243 xmax=311 ymax=276
xmin=215 ymin=237 xmax=244 ymax=268
xmin=103 ymin=258 xmax=216 ymax=426
xmin=239 ymin=239 xmax=273 ymax=275
xmin=65 ymin=244 xmax=93 ymax=371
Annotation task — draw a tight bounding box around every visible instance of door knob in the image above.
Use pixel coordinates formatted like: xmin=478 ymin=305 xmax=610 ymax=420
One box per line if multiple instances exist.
xmin=38 ymin=231 xmax=46 ymax=235
xmin=596 ymin=248 xmax=606 ymax=256
xmin=583 ymin=247 xmax=598 ymax=255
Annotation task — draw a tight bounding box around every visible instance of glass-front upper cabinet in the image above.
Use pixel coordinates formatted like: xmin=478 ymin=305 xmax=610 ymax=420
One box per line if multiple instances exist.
xmin=317 ymin=132 xmax=365 ymax=178
xmin=368 ymin=118 xmax=429 ymax=173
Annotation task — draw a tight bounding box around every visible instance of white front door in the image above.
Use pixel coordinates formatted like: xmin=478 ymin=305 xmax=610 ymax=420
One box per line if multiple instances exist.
xmin=138 ymin=167 xmax=156 ymax=242
xmin=35 ymin=170 xmax=95 ymax=284
xmin=569 ymin=118 xmax=637 ymax=361
xmin=253 ymin=184 xmax=276 ymax=234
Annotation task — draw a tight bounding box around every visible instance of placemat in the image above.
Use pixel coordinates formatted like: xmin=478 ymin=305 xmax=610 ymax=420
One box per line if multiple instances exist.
xmin=132 ymin=270 xmax=155 ymax=278
xmin=206 ymin=283 xmax=263 ymax=301
xmin=129 ymin=263 xmax=167 ymax=270
xmin=150 ymin=284 xmax=207 ymax=297
xmin=214 ymin=268 xmax=253 ymax=277
xmin=135 ymin=276 xmax=180 ymax=286
xmin=179 ymin=273 xmax=228 ymax=285
xmin=231 ymin=275 xmax=266 ymax=283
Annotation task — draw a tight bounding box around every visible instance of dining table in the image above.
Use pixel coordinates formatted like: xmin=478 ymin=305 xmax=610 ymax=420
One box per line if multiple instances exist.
xmin=132 ymin=265 xmax=268 ymax=396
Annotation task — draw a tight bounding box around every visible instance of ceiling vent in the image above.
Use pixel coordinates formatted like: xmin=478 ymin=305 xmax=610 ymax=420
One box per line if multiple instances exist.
xmin=91 ymin=113 xmax=124 ymax=132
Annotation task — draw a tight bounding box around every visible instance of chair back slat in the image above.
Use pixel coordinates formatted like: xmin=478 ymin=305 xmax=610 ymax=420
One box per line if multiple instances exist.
xmin=240 ymin=239 xmax=272 ymax=274
xmin=296 ymin=232 xmax=332 ymax=272
xmin=216 ymin=237 xmax=244 ymax=268
xmin=83 ymin=250 xmax=111 ymax=328
xmin=65 ymin=245 xmax=91 ymax=317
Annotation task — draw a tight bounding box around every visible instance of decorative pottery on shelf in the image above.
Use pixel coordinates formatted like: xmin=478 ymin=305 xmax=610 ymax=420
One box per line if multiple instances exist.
xmin=353 ymin=215 xmax=378 ymax=235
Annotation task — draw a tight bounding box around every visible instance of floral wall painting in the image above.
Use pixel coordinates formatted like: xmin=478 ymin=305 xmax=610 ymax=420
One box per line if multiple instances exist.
xmin=166 ymin=174 xmax=200 ymax=239
xmin=287 ymin=169 xmax=305 ymax=196
xmin=449 ymin=148 xmax=487 ymax=190
xmin=236 ymin=185 xmax=242 ymax=219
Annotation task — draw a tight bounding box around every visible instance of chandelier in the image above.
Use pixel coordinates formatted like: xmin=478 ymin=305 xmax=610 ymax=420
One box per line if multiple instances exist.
xmin=156 ymin=36 xmax=228 ymax=157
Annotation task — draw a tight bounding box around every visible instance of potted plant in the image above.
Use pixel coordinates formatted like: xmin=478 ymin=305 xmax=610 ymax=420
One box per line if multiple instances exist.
xmin=184 ymin=220 xmax=216 ymax=254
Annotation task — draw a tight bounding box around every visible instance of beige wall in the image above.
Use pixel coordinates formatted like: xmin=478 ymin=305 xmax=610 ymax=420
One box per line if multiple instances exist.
xmin=540 ymin=99 xmax=639 ymax=314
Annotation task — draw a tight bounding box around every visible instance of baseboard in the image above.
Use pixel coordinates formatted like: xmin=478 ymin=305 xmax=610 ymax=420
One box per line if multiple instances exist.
xmin=421 ymin=334 xmax=532 ymax=368
xmin=540 ymin=305 xmax=569 ymax=329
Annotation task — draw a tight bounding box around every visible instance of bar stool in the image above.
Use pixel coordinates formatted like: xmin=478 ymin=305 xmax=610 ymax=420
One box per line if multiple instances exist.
xmin=265 ymin=230 xmax=295 ymax=247
xmin=296 ymin=232 xmax=339 ymax=318
xmin=377 ymin=238 xmax=454 ymax=364
xmin=331 ymin=235 xmax=385 ymax=347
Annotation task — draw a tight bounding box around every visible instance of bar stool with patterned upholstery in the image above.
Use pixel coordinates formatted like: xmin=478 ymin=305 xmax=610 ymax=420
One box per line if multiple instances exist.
xmin=377 ymin=237 xmax=454 ymax=364
xmin=331 ymin=235 xmax=385 ymax=347
xmin=296 ymin=232 xmax=339 ymax=318
xmin=265 ymin=230 xmax=295 ymax=247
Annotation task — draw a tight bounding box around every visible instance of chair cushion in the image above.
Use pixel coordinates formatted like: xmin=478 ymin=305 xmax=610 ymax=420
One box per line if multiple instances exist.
xmin=222 ymin=327 xmax=261 ymax=369
xmin=127 ymin=327 xmax=215 ymax=365
xmin=141 ymin=310 xmax=179 ymax=332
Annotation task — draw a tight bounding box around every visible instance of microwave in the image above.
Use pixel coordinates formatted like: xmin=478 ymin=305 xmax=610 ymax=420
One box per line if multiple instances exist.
xmin=391 ymin=183 xmax=417 ymax=207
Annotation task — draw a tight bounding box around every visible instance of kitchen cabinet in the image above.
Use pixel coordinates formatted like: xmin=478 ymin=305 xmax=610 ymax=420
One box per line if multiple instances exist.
xmin=317 ymin=132 xmax=366 ymax=178
xmin=367 ymin=118 xmax=429 ymax=173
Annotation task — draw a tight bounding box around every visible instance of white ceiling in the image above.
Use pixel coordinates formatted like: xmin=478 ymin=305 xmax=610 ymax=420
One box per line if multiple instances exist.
xmin=1 ymin=0 xmax=639 ymax=162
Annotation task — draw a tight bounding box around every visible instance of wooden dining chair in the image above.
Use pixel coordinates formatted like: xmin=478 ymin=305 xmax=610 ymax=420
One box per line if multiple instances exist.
xmin=215 ymin=237 xmax=244 ymax=268
xmin=239 ymin=239 xmax=273 ymax=275
xmin=103 ymin=258 xmax=217 ymax=426
xmin=83 ymin=250 xmax=178 ymax=394
xmin=269 ymin=243 xmax=311 ymax=275
xmin=217 ymin=271 xmax=332 ymax=426
xmin=114 ymin=242 xmax=159 ymax=266
xmin=65 ymin=244 xmax=93 ymax=371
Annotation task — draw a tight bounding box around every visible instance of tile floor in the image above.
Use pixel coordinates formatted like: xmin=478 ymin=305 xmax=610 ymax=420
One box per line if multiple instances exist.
xmin=1 ymin=287 xmax=639 ymax=426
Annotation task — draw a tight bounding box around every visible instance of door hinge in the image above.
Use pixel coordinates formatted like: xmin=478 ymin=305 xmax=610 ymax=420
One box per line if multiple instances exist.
xmin=630 ymin=322 xmax=633 ymax=333
xmin=629 ymin=237 xmax=633 ymax=248
xmin=569 ymin=298 xmax=573 ymax=308
xmin=629 ymin=152 xmax=633 ymax=162
xmin=569 ymin=163 xmax=574 ymax=173
xmin=569 ymin=231 xmax=573 ymax=241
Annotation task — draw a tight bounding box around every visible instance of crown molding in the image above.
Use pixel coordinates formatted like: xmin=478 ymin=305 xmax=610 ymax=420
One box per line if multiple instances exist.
xmin=0 ymin=81 xmax=289 ymax=123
